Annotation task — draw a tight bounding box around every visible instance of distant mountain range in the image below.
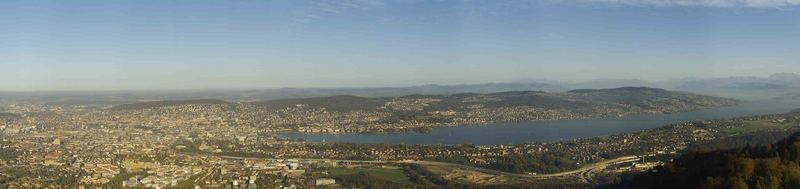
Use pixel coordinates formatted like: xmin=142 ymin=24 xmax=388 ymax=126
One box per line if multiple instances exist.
xmin=655 ymin=73 xmax=800 ymax=100
xmin=1 ymin=73 xmax=797 ymax=104
xmin=238 ymin=73 xmax=800 ymax=101
xmin=662 ymin=73 xmax=800 ymax=92
xmin=556 ymin=73 xmax=800 ymax=96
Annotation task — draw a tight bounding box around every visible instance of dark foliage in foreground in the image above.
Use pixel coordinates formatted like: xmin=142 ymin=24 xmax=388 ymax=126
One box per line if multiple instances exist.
xmin=604 ymin=131 xmax=800 ymax=189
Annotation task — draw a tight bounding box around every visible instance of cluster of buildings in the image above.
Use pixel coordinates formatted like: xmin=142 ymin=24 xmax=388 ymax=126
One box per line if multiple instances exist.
xmin=274 ymin=113 xmax=800 ymax=175
xmin=0 ymin=98 xmax=791 ymax=188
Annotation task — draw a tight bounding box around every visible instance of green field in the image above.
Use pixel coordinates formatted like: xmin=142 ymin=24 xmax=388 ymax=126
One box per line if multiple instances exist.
xmin=329 ymin=166 xmax=414 ymax=185
xmin=722 ymin=120 xmax=794 ymax=135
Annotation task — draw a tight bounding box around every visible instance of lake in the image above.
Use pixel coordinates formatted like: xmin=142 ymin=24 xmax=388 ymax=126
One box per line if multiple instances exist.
xmin=277 ymin=100 xmax=800 ymax=145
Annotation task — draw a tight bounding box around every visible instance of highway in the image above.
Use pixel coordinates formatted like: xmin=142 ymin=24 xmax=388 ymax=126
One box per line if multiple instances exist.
xmin=219 ymin=155 xmax=640 ymax=182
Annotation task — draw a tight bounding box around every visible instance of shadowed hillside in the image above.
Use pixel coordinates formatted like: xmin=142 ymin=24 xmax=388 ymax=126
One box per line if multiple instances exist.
xmin=605 ymin=131 xmax=800 ymax=189
xmin=252 ymin=87 xmax=737 ymax=114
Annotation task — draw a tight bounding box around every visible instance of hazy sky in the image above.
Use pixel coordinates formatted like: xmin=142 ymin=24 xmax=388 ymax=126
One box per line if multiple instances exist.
xmin=1 ymin=0 xmax=799 ymax=91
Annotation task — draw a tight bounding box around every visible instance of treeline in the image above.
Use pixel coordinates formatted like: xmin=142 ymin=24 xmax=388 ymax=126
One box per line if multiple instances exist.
xmin=334 ymin=171 xmax=413 ymax=189
xmin=285 ymin=143 xmax=585 ymax=174
xmin=0 ymin=165 xmax=83 ymax=187
xmin=481 ymin=153 xmax=579 ymax=174
xmin=686 ymin=130 xmax=800 ymax=152
xmin=0 ymin=141 xmax=16 ymax=160
xmin=331 ymin=164 xmax=587 ymax=189
xmin=604 ymin=131 xmax=800 ymax=189
xmin=406 ymin=164 xmax=586 ymax=189
xmin=0 ymin=112 xmax=18 ymax=118
xmin=569 ymin=87 xmax=673 ymax=106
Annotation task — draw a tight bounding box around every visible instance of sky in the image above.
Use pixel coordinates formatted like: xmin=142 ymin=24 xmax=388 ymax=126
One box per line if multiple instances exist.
xmin=1 ymin=0 xmax=799 ymax=91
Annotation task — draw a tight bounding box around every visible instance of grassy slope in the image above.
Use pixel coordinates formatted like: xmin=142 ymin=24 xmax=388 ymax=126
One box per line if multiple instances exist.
xmin=328 ymin=167 xmax=414 ymax=185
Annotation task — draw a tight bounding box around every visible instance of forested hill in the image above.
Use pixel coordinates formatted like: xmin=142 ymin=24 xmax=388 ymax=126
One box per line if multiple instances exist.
xmin=606 ymin=131 xmax=800 ymax=189
xmin=251 ymin=87 xmax=738 ymax=114
xmin=102 ymin=87 xmax=736 ymax=114
xmin=106 ymin=87 xmax=739 ymax=132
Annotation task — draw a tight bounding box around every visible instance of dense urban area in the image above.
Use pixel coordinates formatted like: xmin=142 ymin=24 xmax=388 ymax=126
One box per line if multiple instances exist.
xmin=5 ymin=0 xmax=800 ymax=187
xmin=2 ymin=88 xmax=795 ymax=189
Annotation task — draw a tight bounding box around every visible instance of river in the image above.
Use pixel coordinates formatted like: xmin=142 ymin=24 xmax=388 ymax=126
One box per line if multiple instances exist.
xmin=277 ymin=99 xmax=800 ymax=145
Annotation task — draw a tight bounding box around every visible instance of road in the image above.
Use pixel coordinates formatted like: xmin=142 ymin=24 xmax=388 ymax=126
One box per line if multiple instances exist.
xmin=219 ymin=155 xmax=640 ymax=182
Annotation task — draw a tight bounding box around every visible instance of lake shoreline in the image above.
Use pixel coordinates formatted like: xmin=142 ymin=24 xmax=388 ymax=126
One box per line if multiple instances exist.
xmin=278 ymin=99 xmax=800 ymax=145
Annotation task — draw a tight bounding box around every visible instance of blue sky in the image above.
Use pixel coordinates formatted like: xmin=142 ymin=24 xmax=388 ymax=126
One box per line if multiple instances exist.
xmin=1 ymin=0 xmax=799 ymax=91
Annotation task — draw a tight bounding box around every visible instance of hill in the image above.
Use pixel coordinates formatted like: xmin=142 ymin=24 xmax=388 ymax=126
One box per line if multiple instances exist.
xmin=253 ymin=87 xmax=736 ymax=114
xmin=254 ymin=95 xmax=388 ymax=112
xmin=238 ymin=82 xmax=567 ymax=101
xmin=110 ymin=99 xmax=229 ymax=110
xmin=558 ymin=79 xmax=656 ymax=89
xmin=0 ymin=82 xmax=566 ymax=105
xmin=104 ymin=87 xmax=738 ymax=133
xmin=607 ymin=131 xmax=800 ymax=189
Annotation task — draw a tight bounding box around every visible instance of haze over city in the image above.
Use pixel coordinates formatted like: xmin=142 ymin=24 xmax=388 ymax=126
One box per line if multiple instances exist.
xmin=5 ymin=1 xmax=800 ymax=189
xmin=2 ymin=0 xmax=799 ymax=91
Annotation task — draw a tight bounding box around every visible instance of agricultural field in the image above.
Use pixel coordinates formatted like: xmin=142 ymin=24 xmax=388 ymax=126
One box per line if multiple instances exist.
xmin=328 ymin=166 xmax=414 ymax=185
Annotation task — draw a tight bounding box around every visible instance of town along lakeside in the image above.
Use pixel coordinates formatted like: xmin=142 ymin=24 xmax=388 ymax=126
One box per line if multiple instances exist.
xmin=279 ymin=99 xmax=800 ymax=145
